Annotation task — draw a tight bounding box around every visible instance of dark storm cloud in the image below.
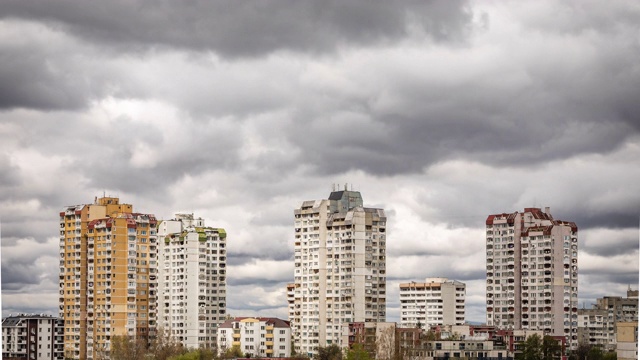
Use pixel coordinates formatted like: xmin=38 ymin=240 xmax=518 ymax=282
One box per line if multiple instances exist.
xmin=0 ymin=0 xmax=471 ymax=58
xmin=562 ymin=210 xmax=638 ymax=231
xmin=582 ymin=273 xmax=639 ymax=289
xmin=0 ymin=21 xmax=133 ymax=111
xmin=1 ymin=263 xmax=42 ymax=290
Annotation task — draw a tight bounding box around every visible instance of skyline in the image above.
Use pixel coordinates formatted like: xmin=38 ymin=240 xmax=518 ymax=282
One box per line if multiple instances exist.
xmin=1 ymin=0 xmax=639 ymax=326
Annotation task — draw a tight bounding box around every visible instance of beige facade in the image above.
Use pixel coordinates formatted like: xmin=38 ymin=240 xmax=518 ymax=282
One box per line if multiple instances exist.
xmin=399 ymin=278 xmax=465 ymax=328
xmin=59 ymin=197 xmax=157 ymax=360
xmin=485 ymin=207 xmax=578 ymax=349
xmin=289 ymin=188 xmax=387 ymax=355
xmin=616 ymin=322 xmax=638 ymax=360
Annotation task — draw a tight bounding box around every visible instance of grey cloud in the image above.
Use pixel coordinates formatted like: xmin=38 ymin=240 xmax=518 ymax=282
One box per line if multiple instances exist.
xmin=0 ymin=22 xmax=133 ymax=111
xmin=0 ymin=0 xmax=472 ymax=58
xmin=228 ymin=252 xmax=292 ymax=266
xmin=227 ymin=277 xmax=286 ymax=287
xmin=1 ymin=263 xmax=43 ymax=290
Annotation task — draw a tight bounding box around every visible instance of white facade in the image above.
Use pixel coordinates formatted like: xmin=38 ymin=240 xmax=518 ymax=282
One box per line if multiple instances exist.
xmin=289 ymin=189 xmax=387 ymax=355
xmin=485 ymin=207 xmax=579 ymax=349
xmin=157 ymin=214 xmax=227 ymax=350
xmin=217 ymin=317 xmax=291 ymax=358
xmin=1 ymin=314 xmax=64 ymax=360
xmin=399 ymin=278 xmax=465 ymax=328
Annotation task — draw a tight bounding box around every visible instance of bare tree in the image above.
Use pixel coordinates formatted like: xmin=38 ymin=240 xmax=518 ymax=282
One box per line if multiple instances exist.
xmin=110 ymin=335 xmax=147 ymax=360
xmin=150 ymin=328 xmax=184 ymax=360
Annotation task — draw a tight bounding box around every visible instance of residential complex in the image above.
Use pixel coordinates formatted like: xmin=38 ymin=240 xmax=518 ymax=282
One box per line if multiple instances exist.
xmin=577 ymin=288 xmax=638 ymax=351
xmin=485 ymin=207 xmax=578 ymax=348
xmin=343 ymin=323 xmax=514 ymax=360
xmin=399 ymin=278 xmax=465 ymax=329
xmin=1 ymin=314 xmax=64 ymax=360
xmin=157 ymin=213 xmax=228 ymax=349
xmin=59 ymin=197 xmax=158 ymax=360
xmin=289 ymin=187 xmax=387 ymax=355
xmin=217 ymin=317 xmax=291 ymax=358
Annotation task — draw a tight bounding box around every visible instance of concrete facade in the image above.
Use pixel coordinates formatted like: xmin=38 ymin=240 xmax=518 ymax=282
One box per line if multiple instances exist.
xmin=2 ymin=314 xmax=64 ymax=360
xmin=157 ymin=213 xmax=227 ymax=350
xmin=485 ymin=207 xmax=578 ymax=349
xmin=577 ymin=289 xmax=638 ymax=351
xmin=399 ymin=278 xmax=465 ymax=329
xmin=59 ymin=197 xmax=157 ymax=360
xmin=289 ymin=187 xmax=387 ymax=355
xmin=616 ymin=321 xmax=638 ymax=360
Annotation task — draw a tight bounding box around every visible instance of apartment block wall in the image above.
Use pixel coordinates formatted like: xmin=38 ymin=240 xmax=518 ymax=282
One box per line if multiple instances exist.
xmin=578 ymin=290 xmax=638 ymax=351
xmin=217 ymin=317 xmax=291 ymax=358
xmin=157 ymin=214 xmax=227 ymax=350
xmin=616 ymin=322 xmax=638 ymax=360
xmin=59 ymin=197 xmax=157 ymax=360
xmin=289 ymin=190 xmax=387 ymax=355
xmin=1 ymin=315 xmax=64 ymax=360
xmin=486 ymin=207 xmax=578 ymax=349
xmin=399 ymin=278 xmax=466 ymax=329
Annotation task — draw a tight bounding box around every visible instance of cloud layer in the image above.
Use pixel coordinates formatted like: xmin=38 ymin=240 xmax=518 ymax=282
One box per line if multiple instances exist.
xmin=1 ymin=0 xmax=638 ymax=323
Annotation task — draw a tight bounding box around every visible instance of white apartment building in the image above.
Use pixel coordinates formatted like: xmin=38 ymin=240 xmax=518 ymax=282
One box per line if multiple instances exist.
xmin=486 ymin=207 xmax=579 ymax=349
xmin=399 ymin=278 xmax=465 ymax=328
xmin=289 ymin=187 xmax=387 ymax=355
xmin=2 ymin=314 xmax=64 ymax=360
xmin=157 ymin=213 xmax=227 ymax=350
xmin=217 ymin=317 xmax=291 ymax=358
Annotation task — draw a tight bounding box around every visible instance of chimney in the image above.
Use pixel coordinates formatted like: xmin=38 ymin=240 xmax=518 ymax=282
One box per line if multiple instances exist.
xmin=544 ymin=206 xmax=550 ymax=215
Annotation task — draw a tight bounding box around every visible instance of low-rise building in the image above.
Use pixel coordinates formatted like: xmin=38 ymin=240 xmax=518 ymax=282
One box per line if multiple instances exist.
xmin=577 ymin=288 xmax=638 ymax=351
xmin=218 ymin=317 xmax=291 ymax=358
xmin=2 ymin=314 xmax=64 ymax=360
xmin=343 ymin=322 xmax=509 ymax=360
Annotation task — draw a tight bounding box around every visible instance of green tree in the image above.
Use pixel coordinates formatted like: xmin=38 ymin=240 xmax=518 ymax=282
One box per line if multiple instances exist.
xmin=603 ymin=351 xmax=617 ymax=360
xmin=314 ymin=344 xmax=343 ymax=360
xmin=542 ymin=336 xmax=562 ymax=360
xmin=587 ymin=346 xmax=605 ymax=360
xmin=517 ymin=334 xmax=543 ymax=360
xmin=345 ymin=343 xmax=371 ymax=360
xmin=570 ymin=343 xmax=591 ymax=360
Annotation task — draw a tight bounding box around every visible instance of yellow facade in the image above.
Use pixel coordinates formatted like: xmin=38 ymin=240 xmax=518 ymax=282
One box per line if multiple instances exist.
xmin=60 ymin=197 xmax=157 ymax=360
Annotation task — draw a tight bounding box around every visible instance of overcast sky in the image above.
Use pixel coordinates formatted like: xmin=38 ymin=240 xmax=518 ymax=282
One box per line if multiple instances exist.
xmin=1 ymin=0 xmax=639 ymax=324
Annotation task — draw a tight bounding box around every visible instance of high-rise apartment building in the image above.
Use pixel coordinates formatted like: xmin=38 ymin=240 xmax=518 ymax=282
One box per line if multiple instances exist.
xmin=217 ymin=317 xmax=291 ymax=358
xmin=399 ymin=277 xmax=466 ymax=329
xmin=59 ymin=197 xmax=158 ymax=360
xmin=485 ymin=207 xmax=578 ymax=348
xmin=1 ymin=314 xmax=64 ymax=360
xmin=157 ymin=213 xmax=227 ymax=350
xmin=289 ymin=187 xmax=387 ymax=355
